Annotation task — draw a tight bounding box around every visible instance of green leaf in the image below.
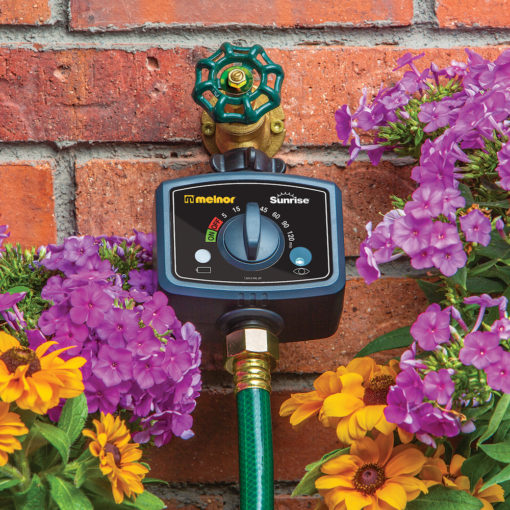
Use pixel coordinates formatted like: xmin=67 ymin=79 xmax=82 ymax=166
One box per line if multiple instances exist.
xmin=13 ymin=474 xmax=47 ymax=510
xmin=47 ymin=475 xmax=93 ymax=510
xmin=480 ymin=441 xmax=510 ymax=462
xmin=481 ymin=463 xmax=510 ymax=491
xmin=121 ymin=490 xmax=166 ymax=510
xmin=292 ymin=448 xmax=348 ymax=497
xmin=355 ymin=326 xmax=412 ymax=357
xmin=406 ymin=485 xmax=483 ymax=510
xmin=6 ymin=286 xmax=30 ymax=295
xmin=466 ymin=277 xmax=506 ymax=294
xmin=459 ymin=183 xmax=474 ymax=207
xmin=0 ymin=478 xmax=21 ymax=491
xmin=461 ymin=452 xmax=498 ymax=489
xmin=34 ymin=421 xmax=71 ymax=465
xmin=478 ymin=394 xmax=510 ymax=445
xmin=477 ymin=233 xmax=510 ymax=260
xmin=73 ymin=462 xmax=100 ymax=489
xmin=417 ymin=279 xmax=443 ymax=304
xmin=58 ymin=394 xmax=88 ymax=445
xmin=448 ymin=266 xmax=467 ymax=289
xmin=469 ymin=259 xmax=501 ymax=277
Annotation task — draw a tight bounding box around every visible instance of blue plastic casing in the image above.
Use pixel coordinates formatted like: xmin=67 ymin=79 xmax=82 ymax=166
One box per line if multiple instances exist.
xmin=155 ymin=171 xmax=345 ymax=343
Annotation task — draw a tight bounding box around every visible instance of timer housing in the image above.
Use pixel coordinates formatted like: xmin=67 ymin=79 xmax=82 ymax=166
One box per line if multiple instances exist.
xmin=155 ymin=171 xmax=345 ymax=343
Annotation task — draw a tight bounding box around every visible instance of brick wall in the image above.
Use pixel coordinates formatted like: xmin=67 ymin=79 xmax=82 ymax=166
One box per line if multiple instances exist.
xmin=0 ymin=1 xmax=505 ymax=508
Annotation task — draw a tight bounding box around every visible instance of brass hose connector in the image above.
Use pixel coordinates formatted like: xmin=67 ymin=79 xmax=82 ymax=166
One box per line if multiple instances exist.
xmin=225 ymin=328 xmax=279 ymax=394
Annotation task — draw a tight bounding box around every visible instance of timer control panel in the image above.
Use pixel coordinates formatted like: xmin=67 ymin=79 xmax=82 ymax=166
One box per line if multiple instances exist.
xmin=171 ymin=181 xmax=331 ymax=284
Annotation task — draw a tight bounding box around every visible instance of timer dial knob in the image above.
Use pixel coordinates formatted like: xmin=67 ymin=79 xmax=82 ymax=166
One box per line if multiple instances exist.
xmin=218 ymin=202 xmax=285 ymax=270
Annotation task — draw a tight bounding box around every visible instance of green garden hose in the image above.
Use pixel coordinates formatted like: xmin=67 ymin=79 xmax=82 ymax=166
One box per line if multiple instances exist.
xmin=230 ymin=349 xmax=276 ymax=510
xmin=237 ymin=388 xmax=274 ymax=510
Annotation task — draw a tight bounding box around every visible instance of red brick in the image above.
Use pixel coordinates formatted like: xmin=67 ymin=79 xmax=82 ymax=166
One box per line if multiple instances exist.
xmin=146 ymin=391 xmax=340 ymax=483
xmin=0 ymin=162 xmax=56 ymax=248
xmin=162 ymin=495 xmax=224 ymax=510
xmin=0 ymin=47 xmax=505 ymax=145
xmin=0 ymin=1 xmax=50 ymax=25
xmin=275 ymin=496 xmax=321 ymax=509
xmin=74 ymin=159 xmax=413 ymax=257
xmin=278 ymin=278 xmax=427 ymax=373
xmin=437 ymin=0 xmax=510 ymax=28
xmin=69 ymin=0 xmax=412 ymax=30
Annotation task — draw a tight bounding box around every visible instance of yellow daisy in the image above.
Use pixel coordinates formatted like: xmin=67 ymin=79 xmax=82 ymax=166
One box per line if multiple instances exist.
xmin=0 ymin=332 xmax=86 ymax=414
xmin=316 ymin=433 xmax=428 ymax=510
xmin=321 ymin=358 xmax=399 ymax=444
xmin=420 ymin=451 xmax=504 ymax=510
xmin=83 ymin=413 xmax=149 ymax=504
xmin=0 ymin=401 xmax=28 ymax=465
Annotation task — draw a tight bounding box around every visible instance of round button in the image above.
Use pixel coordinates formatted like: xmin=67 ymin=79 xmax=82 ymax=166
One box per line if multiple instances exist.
xmin=194 ymin=249 xmax=211 ymax=264
xmin=290 ymin=247 xmax=312 ymax=267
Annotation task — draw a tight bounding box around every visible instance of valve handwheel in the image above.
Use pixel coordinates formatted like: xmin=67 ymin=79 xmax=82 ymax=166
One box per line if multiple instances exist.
xmin=192 ymin=42 xmax=284 ymax=125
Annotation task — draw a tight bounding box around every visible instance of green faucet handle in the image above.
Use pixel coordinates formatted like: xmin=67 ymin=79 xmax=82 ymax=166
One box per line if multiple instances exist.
xmin=192 ymin=43 xmax=284 ymax=125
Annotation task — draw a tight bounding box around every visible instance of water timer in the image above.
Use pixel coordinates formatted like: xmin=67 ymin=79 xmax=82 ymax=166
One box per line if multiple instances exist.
xmin=155 ymin=148 xmax=346 ymax=343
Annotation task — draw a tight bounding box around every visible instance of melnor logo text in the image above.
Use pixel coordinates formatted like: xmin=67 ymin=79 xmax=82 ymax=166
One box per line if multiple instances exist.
xmin=184 ymin=195 xmax=236 ymax=204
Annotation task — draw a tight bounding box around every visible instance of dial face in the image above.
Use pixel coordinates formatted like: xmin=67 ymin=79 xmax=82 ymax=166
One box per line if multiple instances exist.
xmin=170 ymin=181 xmax=332 ymax=284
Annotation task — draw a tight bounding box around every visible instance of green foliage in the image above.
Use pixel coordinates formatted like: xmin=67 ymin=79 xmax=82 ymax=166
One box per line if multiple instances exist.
xmin=355 ymin=326 xmax=413 ymax=357
xmin=406 ymin=485 xmax=483 ymax=510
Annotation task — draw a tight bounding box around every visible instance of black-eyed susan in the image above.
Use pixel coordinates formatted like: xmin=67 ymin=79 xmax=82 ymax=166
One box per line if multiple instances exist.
xmin=83 ymin=413 xmax=149 ymax=504
xmin=321 ymin=358 xmax=400 ymax=444
xmin=420 ymin=451 xmax=504 ymax=510
xmin=0 ymin=332 xmax=86 ymax=414
xmin=279 ymin=369 xmax=342 ymax=426
xmin=316 ymin=433 xmax=428 ymax=510
xmin=0 ymin=401 xmax=28 ymax=465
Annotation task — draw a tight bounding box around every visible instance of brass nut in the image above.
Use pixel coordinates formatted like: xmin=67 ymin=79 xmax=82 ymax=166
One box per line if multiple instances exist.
xmin=270 ymin=119 xmax=284 ymax=134
xmin=202 ymin=121 xmax=215 ymax=136
xmin=225 ymin=328 xmax=279 ymax=374
xmin=228 ymin=69 xmax=247 ymax=89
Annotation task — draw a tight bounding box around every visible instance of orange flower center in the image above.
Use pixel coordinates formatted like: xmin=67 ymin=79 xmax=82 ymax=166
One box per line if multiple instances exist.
xmin=353 ymin=463 xmax=386 ymax=494
xmin=0 ymin=347 xmax=41 ymax=376
xmin=363 ymin=375 xmax=395 ymax=405
xmin=105 ymin=442 xmax=122 ymax=466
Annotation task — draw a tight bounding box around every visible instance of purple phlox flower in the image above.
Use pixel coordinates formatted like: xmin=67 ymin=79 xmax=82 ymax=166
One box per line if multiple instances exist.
xmin=140 ymin=291 xmax=177 ymax=334
xmin=335 ymin=104 xmax=353 ymax=144
xmin=459 ymin=331 xmax=502 ymax=369
xmin=362 ymin=144 xmax=386 ymax=166
xmin=366 ymin=223 xmax=395 ymax=263
xmin=399 ymin=342 xmax=427 ymax=370
xmin=423 ymin=369 xmax=455 ymax=406
xmin=491 ymin=318 xmax=510 ymax=340
xmin=92 ymin=345 xmax=132 ymax=386
xmin=38 ymin=303 xmax=70 ymax=335
xmin=133 ymin=229 xmax=154 ymax=257
xmin=465 ymin=294 xmax=507 ymax=331
xmin=430 ymin=241 xmax=467 ymax=277
xmin=41 ymin=275 xmax=71 ymax=304
xmin=444 ymin=305 xmax=468 ymax=331
xmin=496 ymin=140 xmax=510 ymax=190
xmin=485 ymin=351 xmax=510 ymax=393
xmin=53 ymin=317 xmax=89 ymax=345
xmin=441 ymin=187 xmax=465 ymax=220
xmin=133 ymin=352 xmax=167 ymax=389
xmin=0 ymin=292 xmax=26 ymax=312
xmin=356 ymin=244 xmax=381 ymax=285
xmin=128 ymin=269 xmax=156 ymax=295
xmin=63 ymin=236 xmax=98 ymax=266
xmin=417 ymin=403 xmax=460 ymax=438
xmin=127 ymin=326 xmax=162 ymax=357
xmin=95 ymin=307 xmax=139 ymax=347
xmin=180 ymin=322 xmax=202 ymax=355
xmin=379 ymin=87 xmax=410 ymax=111
xmin=26 ymin=329 xmax=47 ymax=351
xmin=68 ymin=258 xmax=115 ymax=284
xmin=69 ymin=282 xmax=113 ymax=328
xmin=410 ymin=246 xmax=435 ymax=270
xmin=347 ymin=133 xmax=361 ymax=165
xmin=461 ymin=420 xmax=476 ymax=434
xmin=418 ymin=99 xmax=460 ymax=133
xmin=393 ymin=52 xmax=425 ymax=73
xmin=460 ymin=209 xmax=492 ymax=246
xmin=0 ymin=225 xmax=9 ymax=250
xmin=430 ymin=222 xmax=461 ymax=251
xmin=445 ymin=59 xmax=467 ymax=78
xmin=141 ymin=410 xmax=194 ymax=446
xmin=85 ymin=376 xmax=123 ymax=414
xmin=392 ymin=214 xmax=432 ymax=257
xmin=384 ymin=386 xmax=415 ymax=429
xmin=356 ymin=106 xmax=386 ymax=131
xmin=404 ymin=185 xmax=444 ymax=220
xmin=164 ymin=340 xmax=193 ymax=382
xmin=399 ymin=68 xmax=430 ymax=94
xmin=395 ymin=368 xmax=424 ymax=404
xmin=495 ymin=218 xmax=506 ymax=239
xmin=410 ymin=303 xmax=451 ymax=351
